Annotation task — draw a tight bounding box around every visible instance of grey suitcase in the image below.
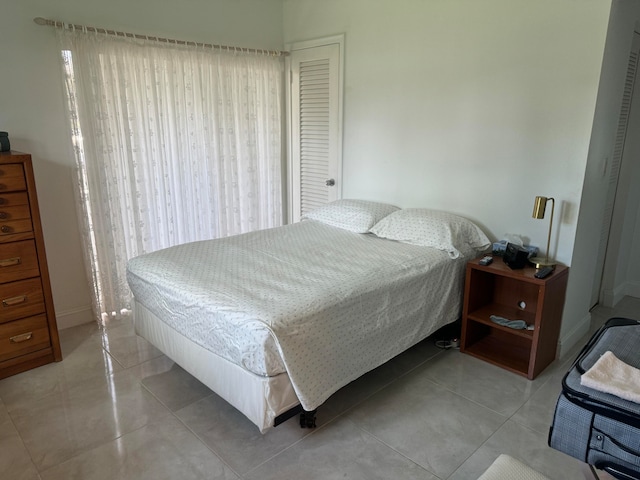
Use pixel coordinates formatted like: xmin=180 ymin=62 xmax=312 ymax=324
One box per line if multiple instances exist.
xmin=549 ymin=317 xmax=640 ymax=480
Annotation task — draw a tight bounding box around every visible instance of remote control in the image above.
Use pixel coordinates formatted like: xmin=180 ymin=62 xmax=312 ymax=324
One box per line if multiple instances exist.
xmin=534 ymin=266 xmax=554 ymax=279
xmin=479 ymin=255 xmax=493 ymax=266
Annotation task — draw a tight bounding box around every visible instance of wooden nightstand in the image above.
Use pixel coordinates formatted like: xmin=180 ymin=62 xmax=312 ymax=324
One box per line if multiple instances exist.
xmin=460 ymin=257 xmax=569 ymax=379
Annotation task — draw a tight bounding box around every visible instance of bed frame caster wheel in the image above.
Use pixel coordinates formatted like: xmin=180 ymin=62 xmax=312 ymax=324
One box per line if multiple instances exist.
xmin=300 ymin=410 xmax=317 ymax=428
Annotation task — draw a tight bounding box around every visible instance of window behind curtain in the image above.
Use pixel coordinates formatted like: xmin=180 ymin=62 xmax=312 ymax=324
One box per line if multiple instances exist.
xmin=57 ymin=29 xmax=284 ymax=322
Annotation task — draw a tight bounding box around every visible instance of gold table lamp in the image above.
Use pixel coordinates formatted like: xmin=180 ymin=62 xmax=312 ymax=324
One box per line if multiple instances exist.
xmin=530 ymin=196 xmax=556 ymax=268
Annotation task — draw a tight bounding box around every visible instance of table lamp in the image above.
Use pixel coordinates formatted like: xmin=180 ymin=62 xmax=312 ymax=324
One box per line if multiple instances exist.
xmin=530 ymin=196 xmax=556 ymax=268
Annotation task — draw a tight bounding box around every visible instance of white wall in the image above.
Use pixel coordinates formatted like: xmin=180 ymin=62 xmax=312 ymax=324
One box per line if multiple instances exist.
xmin=283 ymin=0 xmax=610 ymax=263
xmin=605 ymin=19 xmax=640 ymax=302
xmin=0 ymin=0 xmax=283 ymax=328
xmin=630 ymin=198 xmax=640 ymax=298
xmin=611 ymin=70 xmax=640 ymax=299
xmin=566 ymin=0 xmax=640 ymax=352
xmin=282 ymin=0 xmax=613 ymax=353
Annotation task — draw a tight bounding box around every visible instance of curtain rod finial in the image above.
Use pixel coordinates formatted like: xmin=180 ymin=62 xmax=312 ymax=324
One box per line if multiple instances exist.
xmin=33 ymin=17 xmax=49 ymax=25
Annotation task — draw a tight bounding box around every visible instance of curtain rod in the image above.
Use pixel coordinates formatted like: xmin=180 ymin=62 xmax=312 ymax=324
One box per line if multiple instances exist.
xmin=33 ymin=17 xmax=289 ymax=57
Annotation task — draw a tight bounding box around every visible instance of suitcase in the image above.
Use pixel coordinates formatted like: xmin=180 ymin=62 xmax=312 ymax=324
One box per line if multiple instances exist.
xmin=549 ymin=317 xmax=640 ymax=480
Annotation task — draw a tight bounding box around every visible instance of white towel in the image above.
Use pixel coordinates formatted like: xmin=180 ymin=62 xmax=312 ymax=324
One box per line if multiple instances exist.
xmin=581 ymin=350 xmax=640 ymax=404
xmin=478 ymin=454 xmax=551 ymax=480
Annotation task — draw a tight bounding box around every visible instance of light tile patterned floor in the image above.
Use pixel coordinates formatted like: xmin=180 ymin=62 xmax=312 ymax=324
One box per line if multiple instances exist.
xmin=1 ymin=297 xmax=638 ymax=479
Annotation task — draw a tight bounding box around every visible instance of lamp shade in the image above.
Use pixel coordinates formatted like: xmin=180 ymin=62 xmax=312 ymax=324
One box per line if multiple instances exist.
xmin=532 ymin=196 xmax=547 ymax=219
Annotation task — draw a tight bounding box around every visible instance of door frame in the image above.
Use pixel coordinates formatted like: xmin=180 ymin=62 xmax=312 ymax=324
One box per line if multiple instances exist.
xmin=285 ymin=34 xmax=345 ymax=224
xmin=593 ymin=31 xmax=640 ymax=308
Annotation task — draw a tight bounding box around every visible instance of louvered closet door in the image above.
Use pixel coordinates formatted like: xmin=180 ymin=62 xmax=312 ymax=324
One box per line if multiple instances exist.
xmin=289 ymin=42 xmax=342 ymax=222
xmin=591 ymin=34 xmax=639 ymax=308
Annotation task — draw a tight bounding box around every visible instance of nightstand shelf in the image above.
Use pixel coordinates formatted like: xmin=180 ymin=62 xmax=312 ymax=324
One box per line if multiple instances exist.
xmin=463 ymin=334 xmax=531 ymax=376
xmin=466 ymin=304 xmax=535 ymax=339
xmin=461 ymin=258 xmax=569 ymax=379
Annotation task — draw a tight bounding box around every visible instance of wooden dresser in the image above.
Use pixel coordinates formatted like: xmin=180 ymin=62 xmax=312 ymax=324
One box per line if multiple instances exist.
xmin=0 ymin=151 xmax=61 ymax=379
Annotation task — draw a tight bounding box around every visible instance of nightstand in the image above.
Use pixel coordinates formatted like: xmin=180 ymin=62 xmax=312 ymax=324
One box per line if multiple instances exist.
xmin=460 ymin=257 xmax=569 ymax=379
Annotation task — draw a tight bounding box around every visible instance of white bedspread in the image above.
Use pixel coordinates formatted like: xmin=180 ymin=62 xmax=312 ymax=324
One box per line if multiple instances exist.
xmin=127 ymin=220 xmax=469 ymax=411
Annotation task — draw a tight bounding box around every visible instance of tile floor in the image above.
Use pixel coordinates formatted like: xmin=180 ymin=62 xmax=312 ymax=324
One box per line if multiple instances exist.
xmin=1 ymin=296 xmax=638 ymax=480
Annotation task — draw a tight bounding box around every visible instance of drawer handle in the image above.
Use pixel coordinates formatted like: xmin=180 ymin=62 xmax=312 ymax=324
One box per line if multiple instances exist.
xmin=0 ymin=212 xmax=7 ymax=220
xmin=0 ymin=257 xmax=21 ymax=267
xmin=1 ymin=225 xmax=11 ymax=234
xmin=0 ymin=198 xmax=5 ymax=205
xmin=2 ymin=295 xmax=27 ymax=307
xmin=10 ymin=332 xmax=33 ymax=343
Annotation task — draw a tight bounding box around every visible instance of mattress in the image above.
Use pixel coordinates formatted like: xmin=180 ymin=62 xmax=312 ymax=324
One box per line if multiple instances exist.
xmin=127 ymin=219 xmax=471 ymax=411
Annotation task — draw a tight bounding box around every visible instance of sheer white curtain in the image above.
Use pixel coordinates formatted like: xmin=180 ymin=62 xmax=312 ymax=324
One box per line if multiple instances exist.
xmin=56 ymin=28 xmax=283 ymax=322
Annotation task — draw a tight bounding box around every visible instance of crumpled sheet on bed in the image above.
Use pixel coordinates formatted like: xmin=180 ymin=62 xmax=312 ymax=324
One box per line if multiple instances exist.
xmin=127 ymin=220 xmax=469 ymax=411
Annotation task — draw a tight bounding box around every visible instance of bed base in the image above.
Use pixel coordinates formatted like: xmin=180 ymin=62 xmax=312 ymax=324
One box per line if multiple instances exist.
xmin=133 ymin=301 xmax=301 ymax=432
xmin=274 ymin=404 xmax=303 ymax=427
xmin=273 ymin=405 xmax=317 ymax=429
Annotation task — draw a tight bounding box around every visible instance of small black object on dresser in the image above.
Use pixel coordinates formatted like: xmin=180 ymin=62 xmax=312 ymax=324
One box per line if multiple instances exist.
xmin=534 ymin=266 xmax=554 ymax=279
xmin=503 ymin=242 xmax=529 ymax=269
xmin=479 ymin=255 xmax=493 ymax=266
xmin=0 ymin=132 xmax=9 ymax=152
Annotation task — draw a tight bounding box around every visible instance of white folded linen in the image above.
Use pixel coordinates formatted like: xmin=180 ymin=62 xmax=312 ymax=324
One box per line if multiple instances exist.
xmin=478 ymin=454 xmax=551 ymax=480
xmin=581 ymin=350 xmax=640 ymax=404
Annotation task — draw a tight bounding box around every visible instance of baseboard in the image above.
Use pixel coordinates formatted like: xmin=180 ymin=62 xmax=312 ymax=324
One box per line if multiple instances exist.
xmin=601 ymin=283 xmax=627 ymax=308
xmin=624 ymin=280 xmax=640 ymax=299
xmin=602 ymin=281 xmax=640 ymax=307
xmin=557 ymin=312 xmax=591 ymax=360
xmin=55 ymin=305 xmax=94 ymax=329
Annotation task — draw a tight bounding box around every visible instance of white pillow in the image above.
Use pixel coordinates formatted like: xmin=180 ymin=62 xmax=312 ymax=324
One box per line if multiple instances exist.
xmin=302 ymin=199 xmax=399 ymax=233
xmin=370 ymin=208 xmax=490 ymax=258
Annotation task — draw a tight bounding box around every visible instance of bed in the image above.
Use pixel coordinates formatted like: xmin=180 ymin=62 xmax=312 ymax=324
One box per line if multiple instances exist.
xmin=126 ymin=200 xmax=490 ymax=432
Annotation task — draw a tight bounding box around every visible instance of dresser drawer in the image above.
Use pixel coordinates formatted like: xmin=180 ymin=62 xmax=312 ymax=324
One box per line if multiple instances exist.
xmin=0 ymin=192 xmax=29 ymax=208
xmin=0 ymin=277 xmax=45 ymax=324
xmin=0 ymin=165 xmax=26 ymax=193
xmin=0 ymin=219 xmax=33 ymax=237
xmin=0 ymin=193 xmax=31 ymax=233
xmin=0 ymin=314 xmax=50 ymax=362
xmin=0 ymin=240 xmax=40 ymax=284
xmin=0 ymin=204 xmax=31 ymax=223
